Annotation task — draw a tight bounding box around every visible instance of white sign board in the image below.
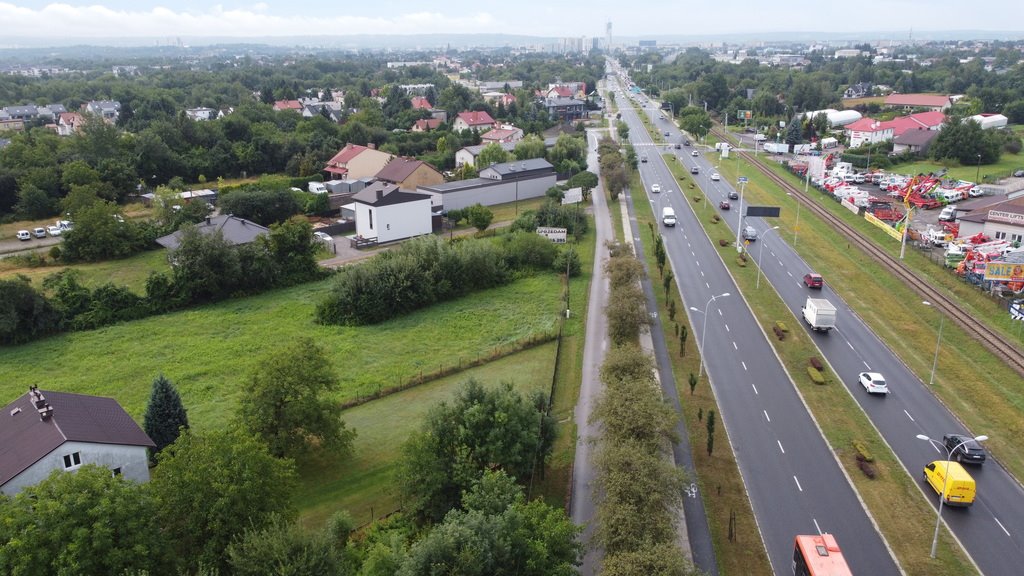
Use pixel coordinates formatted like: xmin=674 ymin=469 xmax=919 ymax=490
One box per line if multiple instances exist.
xmin=537 ymin=227 xmax=568 ymax=243
xmin=562 ymin=187 xmax=583 ymax=205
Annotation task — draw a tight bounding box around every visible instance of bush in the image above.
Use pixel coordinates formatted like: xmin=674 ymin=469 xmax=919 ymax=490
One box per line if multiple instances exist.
xmin=553 ymin=248 xmax=582 ymax=277
xmin=776 ymin=321 xmax=789 ymax=333
xmin=858 ymin=458 xmax=877 ymax=479
xmin=809 ymin=357 xmax=823 ymax=371
xmin=807 ymin=366 xmax=825 ymax=384
xmin=853 ymin=440 xmax=874 ymax=462
xmin=503 ymin=231 xmax=558 ymax=270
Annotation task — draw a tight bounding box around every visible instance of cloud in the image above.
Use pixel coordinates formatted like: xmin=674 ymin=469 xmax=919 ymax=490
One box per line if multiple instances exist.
xmin=0 ymin=3 xmax=499 ymax=37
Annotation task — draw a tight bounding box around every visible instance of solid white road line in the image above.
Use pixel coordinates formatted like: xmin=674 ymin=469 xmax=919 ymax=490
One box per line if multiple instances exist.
xmin=794 ymin=476 xmax=803 ymax=492
xmin=994 ymin=517 xmax=1011 ymax=537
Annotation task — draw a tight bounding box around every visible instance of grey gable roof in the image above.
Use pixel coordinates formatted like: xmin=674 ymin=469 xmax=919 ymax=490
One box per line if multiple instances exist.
xmin=156 ymin=214 xmax=270 ymax=250
xmin=352 ymin=181 xmax=431 ymax=207
xmin=0 ymin=389 xmax=154 ymax=487
xmin=479 ymin=158 xmax=555 ymax=180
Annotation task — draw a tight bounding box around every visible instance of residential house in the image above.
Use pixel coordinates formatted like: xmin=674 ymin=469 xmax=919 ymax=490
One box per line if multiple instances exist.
xmin=0 ymin=387 xmax=155 ymax=496
xmin=421 ymin=158 xmax=556 ymax=211
xmin=84 ymin=100 xmax=121 ymax=121
xmin=185 ymin=107 xmax=217 ymax=121
xmin=410 ymin=96 xmax=432 ymax=110
xmin=892 ymin=129 xmax=940 ymax=155
xmin=545 ymin=82 xmax=587 ymax=100
xmin=2 ymin=105 xmax=39 ymax=121
xmin=56 ymin=112 xmax=84 ymax=136
xmin=351 ymin=182 xmax=433 ymax=244
xmin=883 ymin=93 xmax=951 ymax=112
xmin=481 ymin=126 xmax=524 ymax=144
xmin=217 ymin=107 xmax=235 ymax=119
xmin=156 ymin=214 xmax=268 ymax=250
xmin=455 ymin=137 xmax=556 ymax=167
xmin=843 ymin=82 xmax=873 ymax=99
xmin=482 ymin=92 xmax=516 ymax=108
xmin=544 ymin=97 xmax=586 ymax=122
xmin=845 ymin=118 xmax=894 ymax=148
xmin=885 ymin=111 xmax=946 ymax=136
xmin=0 ymin=118 xmax=24 ymax=131
xmin=967 ymin=113 xmax=1008 ymax=130
xmin=323 ymin=143 xmax=395 ymax=181
xmin=453 ymin=111 xmax=496 ymax=132
xmin=375 ymin=157 xmax=444 ymax=191
xmin=36 ymin=104 xmax=66 ymax=121
xmin=272 ymin=100 xmax=303 ymax=112
xmin=412 ymin=118 xmax=443 ymax=132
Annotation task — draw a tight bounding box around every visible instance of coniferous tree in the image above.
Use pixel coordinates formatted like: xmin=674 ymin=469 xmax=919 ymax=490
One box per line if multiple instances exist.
xmin=143 ymin=374 xmax=189 ymax=457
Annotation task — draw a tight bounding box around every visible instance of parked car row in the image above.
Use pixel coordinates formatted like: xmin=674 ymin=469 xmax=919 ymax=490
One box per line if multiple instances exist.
xmin=14 ymin=220 xmax=72 ymax=241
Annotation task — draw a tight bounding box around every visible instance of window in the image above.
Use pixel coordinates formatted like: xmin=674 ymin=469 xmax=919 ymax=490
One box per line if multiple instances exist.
xmin=1012 ymin=233 xmax=1023 ymax=244
xmin=995 ymin=231 xmax=1007 ymax=240
xmin=368 ymin=209 xmax=374 ymax=230
xmin=112 ymin=467 xmax=122 ymax=477
xmin=62 ymin=452 xmax=81 ymax=469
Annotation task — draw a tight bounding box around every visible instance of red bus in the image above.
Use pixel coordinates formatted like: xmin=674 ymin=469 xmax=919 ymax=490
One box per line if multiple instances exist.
xmin=793 ymin=534 xmax=853 ymax=576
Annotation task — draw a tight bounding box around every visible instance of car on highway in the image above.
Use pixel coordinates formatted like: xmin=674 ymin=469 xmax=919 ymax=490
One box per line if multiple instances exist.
xmin=690 ymin=166 xmax=699 ymax=175
xmin=728 ymin=190 xmax=739 ymax=200
xmin=16 ymin=229 xmax=31 ymax=241
xmin=803 ymin=273 xmax=824 ymax=289
xmin=664 ymin=131 xmax=670 ymax=136
xmin=710 ymin=173 xmax=720 ymax=181
xmin=683 ymin=140 xmax=690 ymax=146
xmin=943 ymin=433 xmax=987 ymax=465
xmin=641 ymin=155 xmax=648 ymax=163
xmin=674 ymin=143 xmax=681 ymax=149
xmin=651 ymin=184 xmax=661 ymax=193
xmin=858 ymin=372 xmax=890 ymax=395
xmin=46 ymin=225 xmax=62 ymax=237
xmin=719 ymin=200 xmax=730 ymax=210
xmin=691 ymin=150 xmax=699 ymax=157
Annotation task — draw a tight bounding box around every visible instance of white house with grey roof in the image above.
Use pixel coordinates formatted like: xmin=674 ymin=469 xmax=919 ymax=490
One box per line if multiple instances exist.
xmin=0 ymin=387 xmax=155 ymax=496
xmin=351 ymin=182 xmax=433 ymax=244
xmin=420 ymin=158 xmax=556 ymax=211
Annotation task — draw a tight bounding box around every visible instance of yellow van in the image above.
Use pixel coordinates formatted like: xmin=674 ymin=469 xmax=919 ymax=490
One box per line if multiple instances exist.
xmin=923 ymin=460 xmax=976 ymax=507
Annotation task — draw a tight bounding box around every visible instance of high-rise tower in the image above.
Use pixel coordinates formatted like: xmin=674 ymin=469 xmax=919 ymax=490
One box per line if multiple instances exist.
xmin=605 ymin=21 xmax=612 ymax=53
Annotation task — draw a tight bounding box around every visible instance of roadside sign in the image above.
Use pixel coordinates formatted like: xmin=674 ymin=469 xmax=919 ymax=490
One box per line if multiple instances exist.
xmin=738 ymin=177 xmax=748 ymax=183
xmin=737 ymin=110 xmax=752 ymax=120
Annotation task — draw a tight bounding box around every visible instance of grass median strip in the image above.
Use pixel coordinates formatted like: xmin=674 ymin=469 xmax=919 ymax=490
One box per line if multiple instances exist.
xmin=668 ymin=152 xmax=976 ymax=575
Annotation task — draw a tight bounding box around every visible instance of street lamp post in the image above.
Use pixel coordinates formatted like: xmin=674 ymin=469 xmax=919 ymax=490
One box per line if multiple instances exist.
xmin=756 ymin=226 xmax=781 ymax=289
xmin=787 ymin=192 xmax=803 ymax=246
xmin=916 ymin=434 xmax=988 ymax=558
xmin=689 ymin=292 xmax=731 ymax=378
xmin=976 ymin=154 xmax=982 ymax=185
xmin=921 ymin=301 xmax=945 ymax=387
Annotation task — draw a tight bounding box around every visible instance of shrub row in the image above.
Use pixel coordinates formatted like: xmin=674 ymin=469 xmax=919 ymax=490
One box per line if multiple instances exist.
xmin=315 ymin=232 xmax=577 ymax=326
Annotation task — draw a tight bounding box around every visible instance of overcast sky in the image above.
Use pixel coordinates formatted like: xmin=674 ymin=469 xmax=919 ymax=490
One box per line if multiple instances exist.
xmin=1 ymin=1 xmax=1020 ymax=40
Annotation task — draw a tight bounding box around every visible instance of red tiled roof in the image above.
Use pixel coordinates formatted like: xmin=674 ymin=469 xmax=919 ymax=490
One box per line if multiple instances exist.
xmin=326 ymin=143 xmax=370 ymax=167
xmin=273 ymin=100 xmax=302 ymax=110
xmin=457 ymin=111 xmax=495 ymax=127
xmin=1 ymin=389 xmax=154 ymax=487
xmin=845 ymin=118 xmax=889 ymax=132
xmin=411 ymin=96 xmax=432 ymax=110
xmin=58 ymin=112 xmax=83 ymax=126
xmin=413 ymin=118 xmax=442 ymax=130
xmin=884 ymin=94 xmax=950 ymax=108
xmin=550 ymin=86 xmax=573 ymax=97
xmin=482 ymin=128 xmax=521 ymax=141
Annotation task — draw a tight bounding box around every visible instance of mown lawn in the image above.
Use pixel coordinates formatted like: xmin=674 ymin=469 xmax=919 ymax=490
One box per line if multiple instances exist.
xmin=297 ymin=342 xmax=558 ymax=529
xmin=891 ymin=152 xmax=1023 ymax=182
xmin=0 ymin=249 xmax=169 ymax=292
xmin=0 ymin=273 xmax=563 ymax=433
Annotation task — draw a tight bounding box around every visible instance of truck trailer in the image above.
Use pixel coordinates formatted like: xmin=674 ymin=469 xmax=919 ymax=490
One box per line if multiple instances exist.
xmin=802 ymin=297 xmax=837 ymax=332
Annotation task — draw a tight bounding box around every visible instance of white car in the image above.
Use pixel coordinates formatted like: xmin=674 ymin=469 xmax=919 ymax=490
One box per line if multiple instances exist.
xmin=858 ymin=372 xmax=890 ymax=395
xmin=46 ymin=225 xmax=62 ymax=237
xmin=691 ymin=150 xmax=699 ymax=157
xmin=710 ymin=173 xmax=720 ymax=181
xmin=16 ymin=229 xmax=31 ymax=241
xmin=651 ymin=184 xmax=661 ymax=193
xmin=312 ymin=231 xmax=333 ymax=245
xmin=33 ymin=227 xmax=47 ymax=238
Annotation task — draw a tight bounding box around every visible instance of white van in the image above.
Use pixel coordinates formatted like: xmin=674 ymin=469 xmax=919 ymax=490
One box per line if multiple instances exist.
xmin=938 ymin=205 xmax=957 ymax=222
xmin=662 ymin=206 xmax=677 ymax=227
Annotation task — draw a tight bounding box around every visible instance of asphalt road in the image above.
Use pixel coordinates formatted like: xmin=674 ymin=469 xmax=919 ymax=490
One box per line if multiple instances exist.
xmin=569 ymin=127 xmax=614 ymax=575
xmin=616 ymin=79 xmax=902 ymax=575
xmin=735 ymin=160 xmax=1024 ymax=574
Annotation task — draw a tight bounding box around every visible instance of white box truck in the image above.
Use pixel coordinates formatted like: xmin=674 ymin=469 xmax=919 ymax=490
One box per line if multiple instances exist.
xmin=662 ymin=206 xmax=677 ymax=227
xmin=802 ymin=297 xmax=837 ymax=332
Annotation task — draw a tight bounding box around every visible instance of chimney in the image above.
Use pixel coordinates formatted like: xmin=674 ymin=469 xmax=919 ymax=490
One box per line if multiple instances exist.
xmin=377 ymin=189 xmax=384 ymax=201
xmin=29 ymin=385 xmax=53 ymax=420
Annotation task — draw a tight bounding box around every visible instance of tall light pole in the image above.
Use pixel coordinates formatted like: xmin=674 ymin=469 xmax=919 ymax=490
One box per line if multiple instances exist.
xmin=976 ymin=153 xmax=982 ymax=185
xmin=756 ymin=226 xmax=781 ymax=289
xmin=916 ymin=434 xmax=988 ymax=559
xmin=922 ymin=301 xmax=945 ymax=387
xmin=787 ymin=192 xmax=802 ymax=246
xmin=689 ymin=292 xmax=731 ymax=378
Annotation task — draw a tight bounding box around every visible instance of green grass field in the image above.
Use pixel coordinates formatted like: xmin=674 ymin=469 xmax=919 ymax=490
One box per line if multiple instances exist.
xmin=297 ymin=342 xmax=558 ymax=529
xmin=0 ymin=273 xmax=563 ymax=433
xmin=892 ymin=153 xmax=1023 ymax=182
xmin=0 ymin=249 xmax=169 ymax=292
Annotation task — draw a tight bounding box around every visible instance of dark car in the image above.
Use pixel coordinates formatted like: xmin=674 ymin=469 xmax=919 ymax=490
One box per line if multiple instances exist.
xmin=674 ymin=143 xmax=681 ymax=149
xmin=803 ymin=273 xmax=824 ymax=289
xmin=943 ymin=434 xmax=986 ymax=465
xmin=719 ymin=200 xmax=731 ymax=210
xmin=684 ymin=140 xmax=690 ymax=146
xmin=1015 ymin=169 xmax=1024 ymax=177
xmin=728 ymin=190 xmax=739 ymax=200
xmin=641 ymin=155 xmax=648 ymax=163
xmin=664 ymin=131 xmax=670 ymax=137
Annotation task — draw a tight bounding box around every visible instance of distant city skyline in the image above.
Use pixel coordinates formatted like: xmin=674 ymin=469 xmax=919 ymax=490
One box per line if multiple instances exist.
xmin=1 ymin=1 xmax=1022 ymax=43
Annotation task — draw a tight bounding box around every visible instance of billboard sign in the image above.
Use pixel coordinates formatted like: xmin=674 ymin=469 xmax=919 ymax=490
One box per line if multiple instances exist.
xmin=984 ymin=262 xmax=1024 ymax=282
xmin=745 ymin=206 xmax=781 ymax=218
xmin=736 ymin=110 xmax=752 ymax=120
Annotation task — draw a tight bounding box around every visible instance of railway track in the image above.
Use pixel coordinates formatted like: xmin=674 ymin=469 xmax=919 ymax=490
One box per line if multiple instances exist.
xmin=713 ymin=128 xmax=1024 ymax=377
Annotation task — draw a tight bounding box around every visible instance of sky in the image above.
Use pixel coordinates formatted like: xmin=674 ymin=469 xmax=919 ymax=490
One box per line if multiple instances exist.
xmin=0 ymin=1 xmax=1021 ymax=41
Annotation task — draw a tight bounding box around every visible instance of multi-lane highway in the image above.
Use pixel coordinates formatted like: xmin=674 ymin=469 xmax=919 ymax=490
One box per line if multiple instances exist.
xmin=613 ymin=69 xmax=1024 ymax=575
xmin=611 ymin=76 xmax=901 ymax=575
